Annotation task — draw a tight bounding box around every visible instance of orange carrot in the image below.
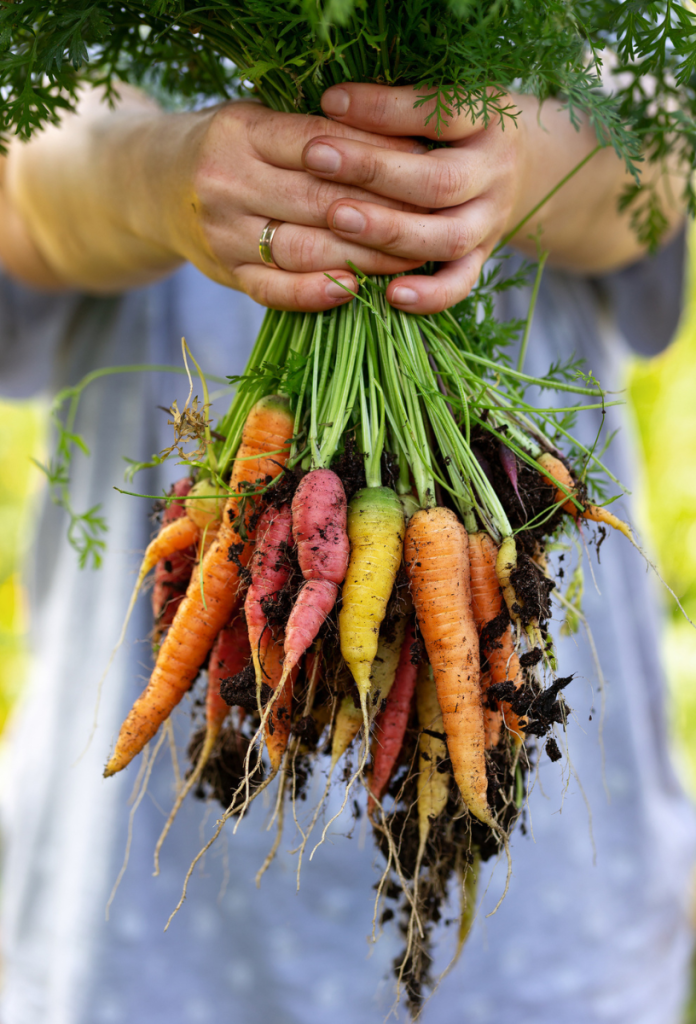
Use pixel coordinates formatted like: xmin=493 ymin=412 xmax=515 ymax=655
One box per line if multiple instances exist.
xmin=537 ymin=452 xmax=633 ymax=541
xmin=153 ymin=615 xmax=251 ymax=874
xmin=104 ymin=395 xmax=294 ymax=777
xmin=405 ymin=507 xmax=493 ymax=827
xmin=143 ymin=514 xmax=199 ymax=582
xmin=367 ymin=619 xmax=419 ymax=817
xmin=468 ymin=532 xmax=524 ymax=745
xmin=259 ymin=635 xmax=297 ymax=772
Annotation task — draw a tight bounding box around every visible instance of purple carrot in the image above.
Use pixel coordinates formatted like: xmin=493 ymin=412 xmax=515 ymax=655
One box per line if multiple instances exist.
xmin=499 ymin=442 xmax=525 ymax=512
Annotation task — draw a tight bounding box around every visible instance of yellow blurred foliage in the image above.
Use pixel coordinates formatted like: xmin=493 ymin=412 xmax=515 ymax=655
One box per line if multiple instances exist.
xmin=0 ymin=399 xmax=45 ymax=733
xmin=628 ymin=221 xmax=696 ymax=797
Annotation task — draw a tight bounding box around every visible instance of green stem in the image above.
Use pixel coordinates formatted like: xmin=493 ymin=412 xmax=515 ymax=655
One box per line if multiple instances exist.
xmin=516 ymin=251 xmax=549 ymax=373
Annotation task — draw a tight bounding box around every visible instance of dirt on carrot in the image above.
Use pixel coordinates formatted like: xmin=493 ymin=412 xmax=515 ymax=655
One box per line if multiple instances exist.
xmin=509 ymin=553 xmax=556 ymax=627
xmin=485 ymin=675 xmax=574 ymax=740
xmin=188 ymin=723 xmax=260 ymax=810
xmin=220 ymin=663 xmax=272 ymax=711
xmin=470 ymin=428 xmax=563 ymax=555
xmin=330 ymin=435 xmax=367 ymax=501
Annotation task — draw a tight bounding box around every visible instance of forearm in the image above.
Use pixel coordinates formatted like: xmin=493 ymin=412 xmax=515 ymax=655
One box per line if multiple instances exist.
xmin=1 ymin=88 xmax=210 ymax=293
xmin=507 ymin=94 xmax=686 ymax=272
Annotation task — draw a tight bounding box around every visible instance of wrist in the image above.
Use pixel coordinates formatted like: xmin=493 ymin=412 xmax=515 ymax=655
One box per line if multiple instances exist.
xmin=5 ymin=95 xmax=200 ymax=292
xmin=499 ymin=94 xmax=538 ymax=245
xmin=110 ymin=107 xmax=215 ymax=264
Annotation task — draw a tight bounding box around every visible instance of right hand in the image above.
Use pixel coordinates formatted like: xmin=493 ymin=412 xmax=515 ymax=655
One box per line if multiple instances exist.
xmin=154 ymin=102 xmax=426 ymax=310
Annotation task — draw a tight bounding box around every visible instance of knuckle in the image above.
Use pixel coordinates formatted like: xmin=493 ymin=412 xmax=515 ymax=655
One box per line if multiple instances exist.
xmin=281 ymin=229 xmax=317 ymax=272
xmin=306 ymin=178 xmax=341 ymax=221
xmin=369 ymin=90 xmax=393 ymax=131
xmin=379 ymin=216 xmax=407 ymax=253
xmin=427 ymin=160 xmax=467 ymax=207
xmin=444 ymin=221 xmax=474 ymax=261
xmin=354 ymin=152 xmax=381 ymax=189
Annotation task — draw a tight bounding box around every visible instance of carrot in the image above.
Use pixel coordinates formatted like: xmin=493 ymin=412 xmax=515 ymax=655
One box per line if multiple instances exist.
xmin=331 ymin=694 xmax=364 ymax=768
xmin=495 ymin=536 xmax=520 ymax=628
xmin=244 ymin=503 xmax=293 ymax=689
xmin=496 ymin=535 xmax=545 ymax=654
xmin=537 ymin=452 xmax=634 ymax=541
xmin=152 ymin=479 xmax=197 ymax=645
xmin=330 ymin=614 xmax=408 ymax=768
xmin=339 ymin=486 xmax=405 ymax=719
xmin=454 ymin=853 xmax=479 ymax=963
xmin=279 ymin=469 xmax=349 ymax=688
xmin=185 ymin=477 xmax=227 ymax=529
xmin=477 ymin=669 xmax=499 ymax=749
xmin=416 ymin=663 xmax=450 ymax=848
xmin=367 ymin=619 xmax=419 ymax=817
xmin=153 ymin=615 xmax=251 ymax=873
xmin=469 ymin=532 xmax=524 ymax=745
xmin=259 ymin=634 xmax=297 ymax=772
xmin=370 ymin=612 xmax=409 ymax=708
xmin=162 ymin=477 xmax=193 ymax=521
xmin=142 ymin=515 xmax=199 ymax=583
xmin=120 ymin=514 xmax=201 ymax=653
xmin=104 ymin=395 xmax=294 ymax=777
xmin=404 ymin=507 xmax=492 ymax=827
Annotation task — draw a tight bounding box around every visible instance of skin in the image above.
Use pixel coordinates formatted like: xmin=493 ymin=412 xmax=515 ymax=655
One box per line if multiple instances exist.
xmin=0 ymin=82 xmax=687 ymax=312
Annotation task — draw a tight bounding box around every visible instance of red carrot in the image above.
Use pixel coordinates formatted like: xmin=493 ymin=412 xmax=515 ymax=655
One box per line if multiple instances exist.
xmin=244 ymin=503 xmax=293 ymax=688
xmin=152 ymin=478 xmax=196 ymax=644
xmin=279 ymin=470 xmax=349 ymax=687
xmin=367 ymin=619 xmax=419 ymax=817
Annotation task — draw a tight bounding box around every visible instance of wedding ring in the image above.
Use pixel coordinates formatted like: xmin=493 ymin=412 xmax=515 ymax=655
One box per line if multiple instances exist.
xmin=259 ymin=219 xmax=283 ymax=267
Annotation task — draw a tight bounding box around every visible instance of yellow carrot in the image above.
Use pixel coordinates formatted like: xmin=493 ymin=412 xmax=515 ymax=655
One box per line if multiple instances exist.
xmin=416 ymin=663 xmax=450 ymax=849
xmin=330 ymin=694 xmax=364 ymax=768
xmin=339 ymin=486 xmax=405 ymax=719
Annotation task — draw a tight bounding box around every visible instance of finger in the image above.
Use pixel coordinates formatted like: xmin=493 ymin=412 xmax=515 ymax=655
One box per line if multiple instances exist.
xmin=234 ymin=264 xmax=359 ymax=312
xmin=264 ymin=220 xmax=420 ymax=275
xmin=302 ymin=136 xmax=485 ymax=208
xmin=233 ymin=102 xmax=425 ymax=171
xmin=321 ymin=84 xmax=500 ymax=142
xmin=385 ymin=246 xmax=493 ymax=315
xmin=202 ymin=197 xmax=422 ymax=273
xmin=208 ymin=161 xmax=421 ymax=231
xmin=326 ymin=198 xmax=490 ymax=263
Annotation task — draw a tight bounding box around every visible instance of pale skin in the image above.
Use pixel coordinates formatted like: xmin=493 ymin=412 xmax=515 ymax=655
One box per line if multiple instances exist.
xmin=0 ymin=82 xmax=686 ymax=312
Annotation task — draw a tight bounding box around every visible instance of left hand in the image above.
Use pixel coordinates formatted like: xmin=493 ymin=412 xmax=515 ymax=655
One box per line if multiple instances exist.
xmin=304 ymin=84 xmax=528 ymax=314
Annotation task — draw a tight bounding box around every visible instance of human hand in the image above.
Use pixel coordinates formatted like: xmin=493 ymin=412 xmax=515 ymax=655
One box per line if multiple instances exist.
xmin=1 ymin=92 xmax=423 ymax=304
xmin=166 ymin=101 xmax=427 ymax=310
xmin=298 ymin=83 xmax=527 ymax=315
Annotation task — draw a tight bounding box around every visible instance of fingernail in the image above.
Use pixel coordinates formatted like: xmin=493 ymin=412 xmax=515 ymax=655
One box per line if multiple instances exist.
xmin=411 ymin=143 xmax=428 ymax=154
xmin=304 ymin=143 xmax=341 ymax=174
xmin=321 ymin=88 xmax=350 ymax=117
xmin=333 ymin=206 xmax=365 ymax=233
xmin=391 ymin=286 xmax=419 ymax=306
xmin=326 ymin=278 xmax=355 ymax=299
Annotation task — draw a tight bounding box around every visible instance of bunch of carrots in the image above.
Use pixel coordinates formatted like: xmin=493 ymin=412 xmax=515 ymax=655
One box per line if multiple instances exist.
xmin=101 ymin=285 xmax=636 ymax=1006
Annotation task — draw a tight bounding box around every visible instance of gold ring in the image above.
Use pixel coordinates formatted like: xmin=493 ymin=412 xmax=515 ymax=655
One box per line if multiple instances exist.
xmin=259 ymin=219 xmax=283 ymax=267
